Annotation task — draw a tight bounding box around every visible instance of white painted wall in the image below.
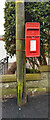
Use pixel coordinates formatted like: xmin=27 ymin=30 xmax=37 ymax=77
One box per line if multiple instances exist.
xmin=0 ymin=40 xmax=16 ymax=62
xmin=0 ymin=41 xmax=6 ymax=60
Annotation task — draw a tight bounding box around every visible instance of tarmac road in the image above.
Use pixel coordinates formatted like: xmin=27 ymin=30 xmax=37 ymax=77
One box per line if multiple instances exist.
xmin=2 ymin=93 xmax=50 ymax=119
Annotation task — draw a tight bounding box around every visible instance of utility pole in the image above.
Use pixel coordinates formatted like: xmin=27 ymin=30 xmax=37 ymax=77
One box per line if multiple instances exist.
xmin=16 ymin=0 xmax=26 ymax=106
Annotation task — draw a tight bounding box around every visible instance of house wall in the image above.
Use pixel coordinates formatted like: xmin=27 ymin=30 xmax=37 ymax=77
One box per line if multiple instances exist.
xmin=0 ymin=41 xmax=6 ymax=60
xmin=0 ymin=40 xmax=16 ymax=64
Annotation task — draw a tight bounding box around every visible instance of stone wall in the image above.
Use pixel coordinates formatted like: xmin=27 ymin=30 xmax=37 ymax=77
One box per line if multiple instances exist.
xmin=39 ymin=65 xmax=50 ymax=91
xmin=0 ymin=65 xmax=50 ymax=98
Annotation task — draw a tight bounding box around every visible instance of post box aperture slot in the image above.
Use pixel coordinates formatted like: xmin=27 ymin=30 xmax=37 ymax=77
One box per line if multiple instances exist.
xmin=27 ymin=29 xmax=39 ymax=36
xmin=30 ymin=40 xmax=36 ymax=52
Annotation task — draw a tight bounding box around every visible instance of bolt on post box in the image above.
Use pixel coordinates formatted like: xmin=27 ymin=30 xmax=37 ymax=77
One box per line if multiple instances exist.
xmin=25 ymin=22 xmax=40 ymax=57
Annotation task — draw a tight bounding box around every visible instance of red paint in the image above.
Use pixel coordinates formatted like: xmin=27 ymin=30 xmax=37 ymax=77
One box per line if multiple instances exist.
xmin=25 ymin=22 xmax=40 ymax=57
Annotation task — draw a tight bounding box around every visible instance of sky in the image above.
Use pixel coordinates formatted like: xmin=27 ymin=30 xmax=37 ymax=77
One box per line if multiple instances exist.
xmin=0 ymin=0 xmax=6 ymax=35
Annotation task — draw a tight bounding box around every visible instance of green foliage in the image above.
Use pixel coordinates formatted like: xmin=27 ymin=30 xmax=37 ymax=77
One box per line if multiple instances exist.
xmin=25 ymin=2 xmax=50 ymax=57
xmin=26 ymin=68 xmax=39 ymax=73
xmin=4 ymin=2 xmax=16 ymax=56
xmin=26 ymin=68 xmax=33 ymax=73
xmin=4 ymin=2 xmax=50 ymax=63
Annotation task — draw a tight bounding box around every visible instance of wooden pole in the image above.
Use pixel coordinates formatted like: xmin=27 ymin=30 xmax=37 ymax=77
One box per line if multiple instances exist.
xmin=16 ymin=0 xmax=26 ymax=106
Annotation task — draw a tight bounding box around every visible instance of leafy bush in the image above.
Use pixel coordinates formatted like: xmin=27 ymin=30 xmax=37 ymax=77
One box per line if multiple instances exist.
xmin=26 ymin=68 xmax=40 ymax=73
xmin=4 ymin=2 xmax=16 ymax=56
xmin=4 ymin=2 xmax=49 ymax=57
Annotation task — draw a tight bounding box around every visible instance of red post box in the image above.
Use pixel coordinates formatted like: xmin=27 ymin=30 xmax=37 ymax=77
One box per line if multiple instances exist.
xmin=25 ymin=22 xmax=40 ymax=57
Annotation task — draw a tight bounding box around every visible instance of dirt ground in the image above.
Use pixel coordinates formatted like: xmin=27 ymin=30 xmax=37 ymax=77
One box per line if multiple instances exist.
xmin=2 ymin=92 xmax=50 ymax=119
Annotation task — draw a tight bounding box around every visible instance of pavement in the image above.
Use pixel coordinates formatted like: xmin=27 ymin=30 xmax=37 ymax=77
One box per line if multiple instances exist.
xmin=2 ymin=93 xmax=50 ymax=119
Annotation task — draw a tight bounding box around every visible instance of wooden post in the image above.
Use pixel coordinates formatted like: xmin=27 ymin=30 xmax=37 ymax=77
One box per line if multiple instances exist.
xmin=16 ymin=0 xmax=26 ymax=106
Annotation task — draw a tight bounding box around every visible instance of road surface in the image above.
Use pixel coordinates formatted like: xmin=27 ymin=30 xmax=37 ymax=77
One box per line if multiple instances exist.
xmin=2 ymin=93 xmax=50 ymax=119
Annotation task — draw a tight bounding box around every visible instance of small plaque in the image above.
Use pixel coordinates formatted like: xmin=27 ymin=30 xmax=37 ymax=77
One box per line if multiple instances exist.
xmin=30 ymin=40 xmax=36 ymax=51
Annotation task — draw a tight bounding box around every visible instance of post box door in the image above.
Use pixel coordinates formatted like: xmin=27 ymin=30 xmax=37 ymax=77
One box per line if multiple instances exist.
xmin=25 ymin=36 xmax=40 ymax=57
